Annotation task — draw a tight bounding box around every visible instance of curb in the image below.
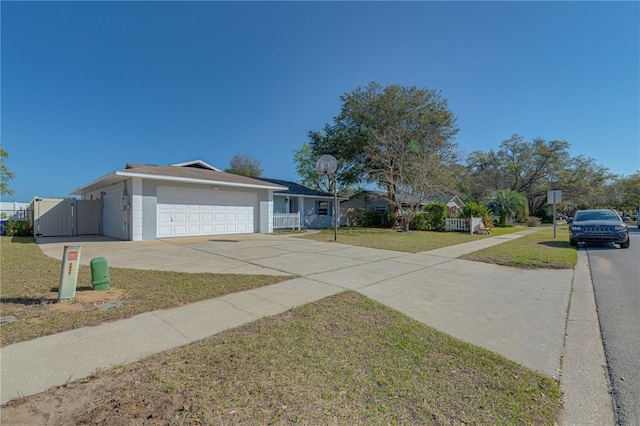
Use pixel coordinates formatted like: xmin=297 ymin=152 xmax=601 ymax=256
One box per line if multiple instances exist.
xmin=559 ymin=248 xmax=615 ymax=425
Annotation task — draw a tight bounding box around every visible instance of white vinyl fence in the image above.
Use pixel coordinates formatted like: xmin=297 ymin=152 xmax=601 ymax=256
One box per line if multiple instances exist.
xmin=445 ymin=217 xmax=487 ymax=235
xmin=445 ymin=217 xmax=469 ymax=232
xmin=273 ymin=212 xmax=301 ymax=230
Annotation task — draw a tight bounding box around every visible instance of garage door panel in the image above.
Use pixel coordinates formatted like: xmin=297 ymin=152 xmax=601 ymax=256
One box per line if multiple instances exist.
xmin=157 ymin=187 xmax=257 ymax=238
xmin=174 ymin=213 xmax=187 ymax=222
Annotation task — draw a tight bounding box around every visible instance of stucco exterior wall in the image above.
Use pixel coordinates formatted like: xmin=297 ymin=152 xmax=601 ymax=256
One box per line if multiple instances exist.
xmin=78 ymin=179 xmax=274 ymax=240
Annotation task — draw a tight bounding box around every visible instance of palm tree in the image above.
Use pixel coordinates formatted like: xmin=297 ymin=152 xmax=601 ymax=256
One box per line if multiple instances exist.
xmin=486 ymin=190 xmax=528 ymax=226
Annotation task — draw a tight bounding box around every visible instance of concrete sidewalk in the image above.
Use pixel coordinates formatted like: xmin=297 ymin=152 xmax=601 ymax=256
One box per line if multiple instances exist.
xmin=0 ymin=230 xmax=615 ymax=423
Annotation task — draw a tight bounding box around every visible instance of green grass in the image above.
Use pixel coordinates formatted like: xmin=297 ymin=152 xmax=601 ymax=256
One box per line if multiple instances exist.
xmin=460 ymin=227 xmax=577 ymax=269
xmin=0 ymin=236 xmax=290 ymax=346
xmin=5 ymin=292 xmax=562 ymax=424
xmin=299 ymin=227 xmax=524 ymax=253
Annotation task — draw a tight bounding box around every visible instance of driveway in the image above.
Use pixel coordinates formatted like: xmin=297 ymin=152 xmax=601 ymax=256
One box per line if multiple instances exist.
xmin=36 ymin=233 xmax=408 ymax=276
xmin=35 ymin=232 xmax=573 ymax=380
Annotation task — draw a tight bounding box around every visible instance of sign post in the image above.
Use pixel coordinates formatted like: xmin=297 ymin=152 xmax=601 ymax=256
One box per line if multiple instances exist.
xmin=58 ymin=245 xmax=81 ymax=302
xmin=547 ymin=190 xmax=562 ymax=239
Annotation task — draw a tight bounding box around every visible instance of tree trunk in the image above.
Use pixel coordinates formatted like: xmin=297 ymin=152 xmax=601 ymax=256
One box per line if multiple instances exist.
xmin=401 ymin=216 xmax=410 ymax=232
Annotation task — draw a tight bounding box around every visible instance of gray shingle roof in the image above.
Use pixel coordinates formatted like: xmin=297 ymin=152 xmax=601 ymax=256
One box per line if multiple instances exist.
xmin=258 ymin=178 xmax=335 ymax=198
xmin=121 ymin=163 xmax=285 ymax=189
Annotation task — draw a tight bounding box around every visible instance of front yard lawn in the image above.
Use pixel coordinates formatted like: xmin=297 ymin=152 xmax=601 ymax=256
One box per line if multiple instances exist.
xmin=460 ymin=228 xmax=577 ymax=269
xmin=2 ymin=292 xmax=563 ymax=425
xmin=0 ymin=236 xmax=290 ymax=346
xmin=299 ymin=226 xmax=524 ymax=253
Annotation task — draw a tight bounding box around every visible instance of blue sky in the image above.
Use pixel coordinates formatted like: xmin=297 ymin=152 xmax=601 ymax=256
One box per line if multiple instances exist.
xmin=2 ymin=1 xmax=638 ymax=202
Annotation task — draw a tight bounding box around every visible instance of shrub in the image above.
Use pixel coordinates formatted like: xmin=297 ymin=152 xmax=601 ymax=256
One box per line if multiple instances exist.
xmin=525 ymin=216 xmax=542 ymax=227
xmin=409 ymin=213 xmax=429 ymax=231
xmin=459 ymin=202 xmax=492 ymax=228
xmin=533 ymin=206 xmax=554 ymax=224
xmin=410 ymin=202 xmax=449 ymax=231
xmin=347 ymin=208 xmax=396 ymax=228
xmin=3 ymin=219 xmax=32 ymax=236
xmin=425 ymin=202 xmax=449 ymax=231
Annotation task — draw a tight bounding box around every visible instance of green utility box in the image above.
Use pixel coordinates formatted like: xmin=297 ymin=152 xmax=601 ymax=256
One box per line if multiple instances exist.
xmin=90 ymin=257 xmax=111 ymax=290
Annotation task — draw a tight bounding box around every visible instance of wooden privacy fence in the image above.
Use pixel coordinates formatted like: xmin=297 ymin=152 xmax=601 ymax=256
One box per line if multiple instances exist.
xmin=273 ymin=212 xmax=301 ymax=230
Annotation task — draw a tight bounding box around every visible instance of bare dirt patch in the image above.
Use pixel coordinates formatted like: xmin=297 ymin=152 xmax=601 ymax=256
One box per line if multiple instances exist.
xmin=50 ymin=288 xmax=126 ymax=313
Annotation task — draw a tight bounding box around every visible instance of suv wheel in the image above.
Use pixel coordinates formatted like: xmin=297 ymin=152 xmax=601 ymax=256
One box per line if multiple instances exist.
xmin=619 ymin=239 xmax=630 ymax=249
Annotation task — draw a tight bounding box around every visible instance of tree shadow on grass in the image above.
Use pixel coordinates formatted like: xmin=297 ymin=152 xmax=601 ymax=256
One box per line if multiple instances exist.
xmin=1 ymin=286 xmax=94 ymax=306
xmin=0 ymin=296 xmax=55 ymax=306
xmin=538 ymin=241 xmax=572 ymax=249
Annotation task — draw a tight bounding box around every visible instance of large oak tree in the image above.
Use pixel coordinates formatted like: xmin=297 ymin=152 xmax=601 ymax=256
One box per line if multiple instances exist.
xmin=296 ymin=82 xmax=459 ymax=231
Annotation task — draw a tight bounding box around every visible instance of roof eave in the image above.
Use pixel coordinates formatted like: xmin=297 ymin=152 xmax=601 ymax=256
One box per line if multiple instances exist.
xmin=117 ymin=171 xmax=287 ymax=190
xmin=274 ymin=193 xmax=348 ymax=201
xmin=70 ymin=170 xmax=287 ymax=195
xmin=69 ymin=171 xmax=122 ymax=195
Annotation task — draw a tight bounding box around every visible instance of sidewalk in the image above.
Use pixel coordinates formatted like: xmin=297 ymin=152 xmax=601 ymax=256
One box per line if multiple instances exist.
xmin=0 ymin=230 xmax=615 ymax=424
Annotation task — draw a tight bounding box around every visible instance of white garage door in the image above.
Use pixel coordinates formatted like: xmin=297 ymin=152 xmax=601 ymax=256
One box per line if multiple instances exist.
xmin=157 ymin=187 xmax=257 ymax=238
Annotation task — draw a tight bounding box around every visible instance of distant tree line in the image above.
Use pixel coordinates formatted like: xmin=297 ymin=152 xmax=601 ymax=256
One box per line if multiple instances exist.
xmin=224 ymin=82 xmax=638 ymax=226
xmin=290 ymin=82 xmax=638 ymax=225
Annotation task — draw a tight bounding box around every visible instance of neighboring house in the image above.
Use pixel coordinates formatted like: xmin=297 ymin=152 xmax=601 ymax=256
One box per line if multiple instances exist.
xmin=69 ymin=160 xmax=287 ymax=241
xmin=258 ymin=178 xmax=347 ymax=229
xmin=340 ymin=190 xmax=465 ymax=225
xmin=422 ymin=195 xmax=465 ymax=216
xmin=340 ymin=191 xmax=391 ymax=226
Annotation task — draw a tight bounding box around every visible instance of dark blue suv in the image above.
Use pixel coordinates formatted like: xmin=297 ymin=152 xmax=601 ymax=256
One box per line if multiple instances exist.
xmin=569 ymin=209 xmax=629 ymax=249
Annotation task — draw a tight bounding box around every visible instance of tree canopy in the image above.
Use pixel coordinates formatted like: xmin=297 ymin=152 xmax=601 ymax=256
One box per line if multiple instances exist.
xmin=603 ymin=171 xmax=640 ymax=210
xmin=296 ymin=82 xmax=459 ymax=231
xmin=463 ymin=134 xmax=612 ymax=212
xmin=225 ymin=153 xmax=263 ymax=178
xmin=1 ymin=147 xmax=14 ymax=196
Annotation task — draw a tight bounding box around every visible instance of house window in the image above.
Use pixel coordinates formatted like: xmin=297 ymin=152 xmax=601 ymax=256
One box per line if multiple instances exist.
xmin=318 ymin=201 xmax=329 ymax=216
xmin=375 ymin=206 xmax=387 ymax=212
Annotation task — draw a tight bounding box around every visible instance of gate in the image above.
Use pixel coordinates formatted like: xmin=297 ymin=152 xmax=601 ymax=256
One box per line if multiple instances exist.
xmin=32 ymin=198 xmax=100 ymax=237
xmin=75 ymin=200 xmax=99 ymax=235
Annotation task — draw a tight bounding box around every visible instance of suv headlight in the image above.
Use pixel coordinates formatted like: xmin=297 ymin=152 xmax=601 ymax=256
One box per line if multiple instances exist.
xmin=571 ymin=226 xmax=581 ymax=231
xmin=614 ymin=225 xmax=627 ymax=231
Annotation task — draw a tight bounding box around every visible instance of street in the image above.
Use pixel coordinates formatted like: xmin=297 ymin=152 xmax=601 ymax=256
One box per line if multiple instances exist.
xmin=586 ymin=226 xmax=640 ymax=425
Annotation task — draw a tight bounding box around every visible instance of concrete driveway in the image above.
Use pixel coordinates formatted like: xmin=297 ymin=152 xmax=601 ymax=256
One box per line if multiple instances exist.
xmin=36 ymin=232 xmax=572 ymax=380
xmin=36 ymin=233 xmax=409 ymax=276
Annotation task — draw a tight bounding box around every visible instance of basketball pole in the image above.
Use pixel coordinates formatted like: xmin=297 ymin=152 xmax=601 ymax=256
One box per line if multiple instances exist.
xmin=333 ymin=172 xmax=337 ymax=242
